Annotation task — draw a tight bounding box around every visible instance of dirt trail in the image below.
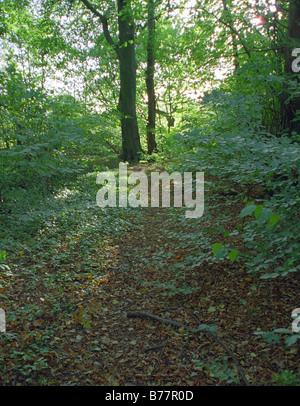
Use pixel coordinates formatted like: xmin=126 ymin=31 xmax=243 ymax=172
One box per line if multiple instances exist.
xmin=1 ymin=164 xmax=299 ymax=386
xmin=76 ymin=165 xmax=203 ymax=386
xmin=46 ymin=165 xmax=242 ymax=385
xmin=64 ymin=165 xmax=298 ymax=386
xmin=56 ymin=164 xmax=212 ymax=386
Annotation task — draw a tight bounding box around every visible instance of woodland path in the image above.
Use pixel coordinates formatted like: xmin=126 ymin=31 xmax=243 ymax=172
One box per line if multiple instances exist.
xmin=1 ymin=164 xmax=298 ymax=386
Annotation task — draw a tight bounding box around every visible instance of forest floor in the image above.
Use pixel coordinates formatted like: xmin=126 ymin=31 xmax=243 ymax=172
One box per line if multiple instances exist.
xmin=0 ymin=162 xmax=299 ymax=386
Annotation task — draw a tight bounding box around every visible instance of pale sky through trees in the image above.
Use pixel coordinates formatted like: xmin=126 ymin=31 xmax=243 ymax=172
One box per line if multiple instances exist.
xmin=0 ymin=0 xmax=281 ymax=101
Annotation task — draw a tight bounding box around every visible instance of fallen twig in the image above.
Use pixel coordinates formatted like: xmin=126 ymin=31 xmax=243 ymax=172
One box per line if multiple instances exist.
xmin=126 ymin=310 xmax=250 ymax=386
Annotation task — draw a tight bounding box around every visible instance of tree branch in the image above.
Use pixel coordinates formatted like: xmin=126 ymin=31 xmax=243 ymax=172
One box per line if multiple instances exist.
xmin=197 ymin=4 xmax=252 ymax=59
xmin=127 ymin=310 xmax=250 ymax=386
xmin=79 ymin=0 xmax=118 ymax=55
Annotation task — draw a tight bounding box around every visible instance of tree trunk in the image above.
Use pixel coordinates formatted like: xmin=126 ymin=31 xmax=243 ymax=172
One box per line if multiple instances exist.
xmin=222 ymin=0 xmax=239 ymax=71
xmin=117 ymin=0 xmax=142 ymax=162
xmin=80 ymin=0 xmax=142 ymax=162
xmin=146 ymin=0 xmax=157 ymax=155
xmin=282 ymin=0 xmax=300 ymax=135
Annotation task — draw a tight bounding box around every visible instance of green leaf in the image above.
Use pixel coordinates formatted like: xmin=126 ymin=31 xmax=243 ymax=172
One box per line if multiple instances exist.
xmin=256 ymin=207 xmax=271 ymax=225
xmin=268 ymin=214 xmax=280 ymax=228
xmin=0 ymin=251 xmax=6 ymax=262
xmin=216 ymin=226 xmax=225 ymax=233
xmin=197 ymin=324 xmax=217 ymax=333
xmin=273 ymin=328 xmax=292 ymax=334
xmin=260 ymin=272 xmax=279 ymax=279
xmin=240 ymin=204 xmax=256 ymax=218
xmin=228 ymin=249 xmax=238 ymax=264
xmin=212 ymin=243 xmax=223 ymax=255
xmin=254 ymin=331 xmax=280 ymax=344
xmin=285 ymin=335 xmax=300 ymax=346
xmin=254 ymin=205 xmax=263 ymax=219
xmin=90 ymin=346 xmax=102 ymax=351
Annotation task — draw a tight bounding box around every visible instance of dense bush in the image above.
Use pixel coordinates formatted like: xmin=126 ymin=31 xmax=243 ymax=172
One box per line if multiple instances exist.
xmin=0 ymin=63 xmax=119 ymax=243
xmin=163 ymin=90 xmax=300 ymax=279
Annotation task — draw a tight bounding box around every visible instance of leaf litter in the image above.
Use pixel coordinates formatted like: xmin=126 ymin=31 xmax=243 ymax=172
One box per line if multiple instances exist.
xmin=0 ymin=164 xmax=299 ymax=386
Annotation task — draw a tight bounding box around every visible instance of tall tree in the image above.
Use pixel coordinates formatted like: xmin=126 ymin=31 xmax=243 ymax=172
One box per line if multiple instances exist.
xmin=221 ymin=0 xmax=239 ymax=71
xmin=146 ymin=0 xmax=157 ymax=154
xmin=80 ymin=0 xmax=142 ymax=162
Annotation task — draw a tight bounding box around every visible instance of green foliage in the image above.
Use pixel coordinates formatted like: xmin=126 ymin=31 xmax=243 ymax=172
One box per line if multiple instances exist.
xmin=0 ymin=0 xmax=299 ymax=386
xmin=164 ymin=89 xmax=299 ymax=279
xmin=0 ymin=250 xmax=7 ymax=272
xmin=194 ymin=355 xmax=240 ymax=384
xmin=0 ymin=66 xmax=83 ymax=182
xmin=254 ymin=328 xmax=300 ymax=347
xmin=273 ymin=369 xmax=300 ymax=386
xmin=0 ymin=61 xmax=120 ymax=243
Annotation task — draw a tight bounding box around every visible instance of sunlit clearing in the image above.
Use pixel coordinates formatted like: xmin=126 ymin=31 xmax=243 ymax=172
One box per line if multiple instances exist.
xmin=251 ymin=0 xmax=277 ymax=26
xmin=252 ymin=15 xmax=266 ymax=27
xmin=54 ymin=188 xmax=77 ymax=199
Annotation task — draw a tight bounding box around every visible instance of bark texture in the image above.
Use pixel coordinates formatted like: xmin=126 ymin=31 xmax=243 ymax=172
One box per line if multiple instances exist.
xmin=146 ymin=0 xmax=157 ymax=155
xmin=117 ymin=0 xmax=142 ymax=162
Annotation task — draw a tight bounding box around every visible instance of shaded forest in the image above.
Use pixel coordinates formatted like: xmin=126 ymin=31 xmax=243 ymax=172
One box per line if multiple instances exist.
xmin=0 ymin=0 xmax=299 ymax=386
